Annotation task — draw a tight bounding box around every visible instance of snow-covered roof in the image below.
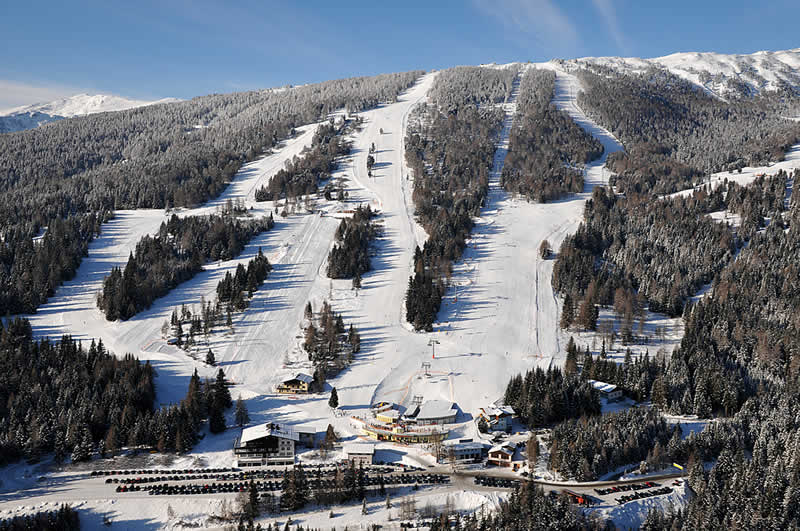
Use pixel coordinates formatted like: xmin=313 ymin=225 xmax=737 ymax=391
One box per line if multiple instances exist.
xmin=448 ymin=442 xmax=484 ymax=452
xmin=481 ymin=405 xmax=515 ymax=418
xmin=489 ymin=444 xmax=514 ymax=456
xmin=343 ymin=443 xmax=375 ymax=456
xmin=588 ymin=379 xmax=618 ymax=394
xmin=240 ymin=423 xmax=300 ymax=444
xmin=415 ymin=400 xmax=457 ymax=421
xmin=294 ymin=425 xmax=315 ymax=435
xmin=282 ymin=373 xmax=313 ymax=384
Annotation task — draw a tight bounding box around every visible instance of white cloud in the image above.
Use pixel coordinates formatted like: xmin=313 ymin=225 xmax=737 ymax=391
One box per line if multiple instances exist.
xmin=0 ymin=80 xmax=83 ymax=113
xmin=591 ymin=0 xmax=629 ymax=54
xmin=473 ymin=0 xmax=580 ymax=53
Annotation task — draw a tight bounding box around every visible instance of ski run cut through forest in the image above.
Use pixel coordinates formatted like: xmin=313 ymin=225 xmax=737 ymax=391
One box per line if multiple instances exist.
xmin=2 ymin=47 xmax=800 ymax=531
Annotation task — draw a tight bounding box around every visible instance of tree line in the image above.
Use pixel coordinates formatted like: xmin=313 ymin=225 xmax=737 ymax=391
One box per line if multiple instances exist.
xmin=0 ymin=505 xmax=79 ymax=531
xmin=98 ymin=213 xmax=273 ymax=320
xmin=428 ymin=66 xmax=517 ymax=112
xmin=326 ymin=205 xmax=378 ymax=281
xmin=404 ymin=67 xmax=508 ymax=330
xmin=548 ymin=407 xmax=680 ymax=481
xmin=501 ymin=69 xmax=603 ymax=201
xmin=254 ymin=119 xmax=353 ymax=202
xmin=0 ymin=71 xmax=422 ymax=315
xmin=0 ymin=211 xmax=107 ymax=314
xmin=0 ymin=319 xmax=234 ymax=466
xmin=575 ymin=64 xmax=800 ymax=195
xmin=553 ymin=185 xmax=738 ymax=319
xmin=503 ymin=365 xmax=600 ymax=429
xmin=302 ymin=300 xmax=361 ymax=390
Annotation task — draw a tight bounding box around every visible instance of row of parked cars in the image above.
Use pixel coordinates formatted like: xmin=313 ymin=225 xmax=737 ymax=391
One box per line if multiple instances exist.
xmin=616 ymin=486 xmax=673 ymax=505
xmin=92 ymin=467 xmax=235 ymax=477
xmin=595 ymin=481 xmax=659 ymax=496
xmin=114 ymin=473 xmax=450 ymax=496
xmin=473 ymin=476 xmax=521 ymax=489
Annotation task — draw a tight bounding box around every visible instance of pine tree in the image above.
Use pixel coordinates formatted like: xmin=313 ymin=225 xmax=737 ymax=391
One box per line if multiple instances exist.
xmin=247 ymin=479 xmax=260 ymax=520
xmin=71 ymin=426 xmax=93 ymax=462
xmin=324 ymin=424 xmax=337 ymax=449
xmin=328 ymin=387 xmax=339 ymax=409
xmin=209 ymin=399 xmax=226 ymax=434
xmin=206 ymin=349 xmax=216 ymax=366
xmin=215 ymin=368 xmax=232 ymax=409
xmin=564 ymin=337 xmax=579 ymax=376
xmin=560 ymin=292 xmax=574 ymax=329
xmin=235 ymin=396 xmax=250 ymax=427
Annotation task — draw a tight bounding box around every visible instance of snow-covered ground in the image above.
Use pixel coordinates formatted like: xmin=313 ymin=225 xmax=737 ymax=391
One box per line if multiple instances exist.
xmin=587 ymin=481 xmax=690 ymax=530
xmin=0 ymin=93 xmax=180 ymax=133
xmin=667 ymin=143 xmax=800 ymax=201
xmin=6 ymin=62 xmax=707 ymax=528
xmin=0 ymin=93 xmax=178 ymax=118
xmin=24 ymin=122 xmax=323 ymax=406
xmin=572 ymin=47 xmax=800 ymax=98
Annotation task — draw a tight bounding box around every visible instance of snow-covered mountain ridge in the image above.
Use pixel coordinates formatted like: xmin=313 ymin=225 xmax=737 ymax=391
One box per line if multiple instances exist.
xmin=0 ymin=93 xmax=179 ymax=133
xmin=568 ymin=48 xmax=800 ymax=98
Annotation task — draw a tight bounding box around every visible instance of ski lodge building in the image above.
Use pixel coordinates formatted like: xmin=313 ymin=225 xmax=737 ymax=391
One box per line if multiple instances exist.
xmin=233 ymin=423 xmax=300 ymax=466
xmin=276 ymin=373 xmax=314 ymax=394
xmin=477 ymin=405 xmax=515 ymax=433
xmin=588 ymin=379 xmax=623 ymax=402
xmin=344 ymin=443 xmax=375 ymax=467
xmin=442 ymin=441 xmax=485 ymax=463
xmin=488 ymin=442 xmax=515 ymax=467
xmin=359 ymin=400 xmax=458 ymax=444
xmin=414 ymin=400 xmax=458 ymax=425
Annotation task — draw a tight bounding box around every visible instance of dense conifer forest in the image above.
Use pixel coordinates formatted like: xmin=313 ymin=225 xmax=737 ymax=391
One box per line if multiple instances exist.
xmin=429 ymin=482 xmax=589 ymax=530
xmin=548 ymin=407 xmax=679 ymax=481
xmin=0 ymin=72 xmax=422 ymax=315
xmin=575 ymin=64 xmax=800 ymax=194
xmin=302 ymin=300 xmax=361 ymax=389
xmin=97 ymin=213 xmax=274 ymax=320
xmin=0 ymin=505 xmax=80 ymax=531
xmin=254 ymin=119 xmax=353 ymax=202
xmin=427 ymin=66 xmax=516 ymax=111
xmin=501 ymin=69 xmax=603 ymax=201
xmin=0 ymin=319 xmax=232 ymax=464
xmin=326 ymin=205 xmax=378 ymax=279
xmin=502 ymin=366 xmax=600 ymax=428
xmin=404 ymin=67 xmax=508 ymax=330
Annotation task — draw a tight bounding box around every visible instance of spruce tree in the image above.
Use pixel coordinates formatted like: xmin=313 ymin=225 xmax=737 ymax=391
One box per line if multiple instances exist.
xmin=328 ymin=387 xmax=339 ymax=409
xmin=206 ymin=349 xmax=216 ymax=366
xmin=215 ymin=369 xmax=233 ymax=409
xmin=235 ymin=396 xmax=250 ymax=427
xmin=247 ymin=479 xmax=260 ymax=520
xmin=564 ymin=337 xmax=579 ymax=376
xmin=71 ymin=426 xmax=93 ymax=462
xmin=209 ymin=398 xmax=226 ymax=434
xmin=560 ymin=293 xmax=574 ymax=329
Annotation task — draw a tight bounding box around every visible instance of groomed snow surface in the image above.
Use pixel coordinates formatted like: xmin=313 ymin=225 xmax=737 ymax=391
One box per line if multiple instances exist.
xmin=6 ymin=66 xmax=697 ymax=529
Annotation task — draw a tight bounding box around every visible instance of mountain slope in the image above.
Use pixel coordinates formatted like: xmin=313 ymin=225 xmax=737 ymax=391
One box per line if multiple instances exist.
xmin=0 ymin=93 xmax=178 ymax=133
xmin=573 ymin=48 xmax=800 ymax=98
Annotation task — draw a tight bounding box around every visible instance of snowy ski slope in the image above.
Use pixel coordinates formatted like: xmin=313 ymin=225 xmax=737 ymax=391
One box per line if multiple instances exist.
xmin=24 ymin=64 xmax=625 ymax=431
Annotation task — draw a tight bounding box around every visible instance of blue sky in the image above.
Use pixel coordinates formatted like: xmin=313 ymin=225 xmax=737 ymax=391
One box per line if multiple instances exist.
xmin=2 ymin=0 xmax=799 ymax=108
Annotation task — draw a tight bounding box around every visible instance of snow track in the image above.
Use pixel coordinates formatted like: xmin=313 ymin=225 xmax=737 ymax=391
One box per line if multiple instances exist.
xmin=24 ymin=123 xmax=324 ymax=405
